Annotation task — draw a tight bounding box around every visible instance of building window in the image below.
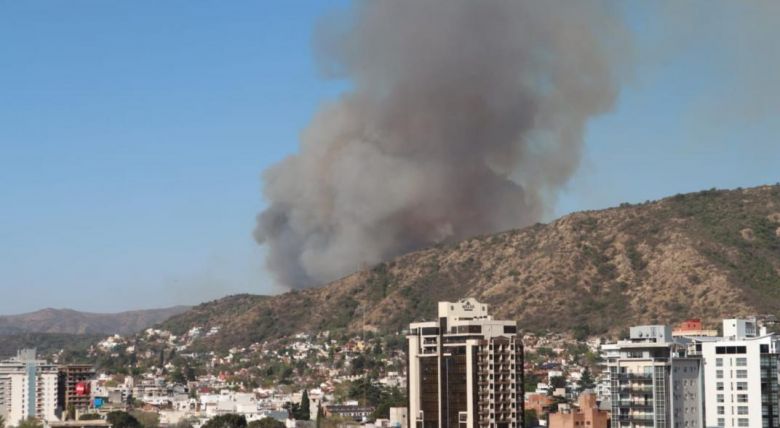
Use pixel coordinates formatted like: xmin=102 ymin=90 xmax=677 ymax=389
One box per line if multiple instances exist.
xmin=717 ymin=406 xmax=724 ymax=415
xmin=737 ymin=394 xmax=748 ymax=403
xmin=736 ymin=358 xmax=747 ymax=366
xmin=717 ymin=394 xmax=724 ymax=403
xmin=737 ymin=418 xmax=749 ymax=427
xmin=716 ymin=346 xmax=747 ymax=354
xmin=717 ymin=370 xmax=724 ymax=378
xmin=737 ymin=382 xmax=748 ymax=391
xmin=737 ymin=406 xmax=748 ymax=415
xmin=717 ymin=382 xmax=724 ymax=391
xmin=736 ymin=370 xmax=748 ymax=378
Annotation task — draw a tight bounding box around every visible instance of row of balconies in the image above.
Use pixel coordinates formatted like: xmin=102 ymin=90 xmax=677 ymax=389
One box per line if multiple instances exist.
xmin=615 ymin=400 xmax=653 ymax=409
xmin=479 ymin=386 xmax=516 ymax=393
xmin=480 ymin=392 xmax=518 ymax=400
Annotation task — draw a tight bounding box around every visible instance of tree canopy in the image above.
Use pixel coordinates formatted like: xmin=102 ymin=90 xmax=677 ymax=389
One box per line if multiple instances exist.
xmin=202 ymin=414 xmax=247 ymax=428
xmin=107 ymin=411 xmax=141 ymax=428
xmin=248 ymin=418 xmax=284 ymax=428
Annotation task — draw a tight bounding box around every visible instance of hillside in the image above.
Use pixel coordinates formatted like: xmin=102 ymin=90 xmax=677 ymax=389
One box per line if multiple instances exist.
xmin=0 ymin=333 xmax=103 ymax=359
xmin=161 ymin=184 xmax=780 ymax=349
xmin=0 ymin=306 xmax=190 ymax=335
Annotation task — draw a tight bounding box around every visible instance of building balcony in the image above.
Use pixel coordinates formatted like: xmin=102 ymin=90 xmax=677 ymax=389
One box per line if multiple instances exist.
xmin=615 ymin=401 xmax=653 ymax=409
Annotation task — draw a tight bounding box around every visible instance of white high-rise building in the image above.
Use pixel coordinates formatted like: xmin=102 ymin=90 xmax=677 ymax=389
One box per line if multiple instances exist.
xmin=407 ymin=298 xmax=523 ymax=428
xmin=697 ymin=318 xmax=780 ymax=428
xmin=603 ymin=325 xmax=704 ymax=428
xmin=0 ymin=349 xmax=59 ymax=425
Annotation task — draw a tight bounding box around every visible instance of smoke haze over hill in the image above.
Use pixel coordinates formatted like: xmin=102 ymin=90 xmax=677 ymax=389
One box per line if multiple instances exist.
xmin=254 ymin=0 xmax=630 ymax=288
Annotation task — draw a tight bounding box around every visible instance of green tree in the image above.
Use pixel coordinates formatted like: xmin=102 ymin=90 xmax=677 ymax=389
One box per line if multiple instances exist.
xmin=523 ymin=372 xmax=541 ymax=393
xmin=185 ymin=365 xmax=197 ymax=382
xmin=107 ymin=411 xmax=142 ymax=428
xmin=549 ymin=376 xmax=567 ymax=391
xmin=0 ymin=414 xmax=5 ymax=428
xmin=297 ymin=390 xmax=310 ymax=420
xmin=202 ymin=414 xmax=247 ymax=428
xmin=18 ymin=418 xmax=43 ymax=428
xmin=247 ymin=418 xmax=284 ymax=428
xmin=171 ymin=369 xmax=186 ymax=384
xmin=316 ymin=404 xmax=324 ymax=428
xmin=536 ymin=347 xmax=555 ymax=358
xmin=524 ymin=409 xmax=539 ymax=428
xmin=350 ymin=355 xmax=367 ymax=375
xmin=347 ymin=378 xmax=382 ymax=407
xmin=284 ymin=401 xmax=299 ymax=419
xmin=371 ymin=386 xmax=406 ymax=419
xmin=279 ymin=366 xmax=294 ymax=384
xmin=579 ymin=367 xmax=596 ymax=391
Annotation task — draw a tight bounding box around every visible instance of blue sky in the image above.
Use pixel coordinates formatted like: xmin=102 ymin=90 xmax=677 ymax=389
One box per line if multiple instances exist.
xmin=1 ymin=1 xmax=778 ymax=314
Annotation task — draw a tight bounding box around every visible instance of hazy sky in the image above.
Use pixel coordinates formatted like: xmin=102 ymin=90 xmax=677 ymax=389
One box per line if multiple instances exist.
xmin=1 ymin=1 xmax=778 ymax=314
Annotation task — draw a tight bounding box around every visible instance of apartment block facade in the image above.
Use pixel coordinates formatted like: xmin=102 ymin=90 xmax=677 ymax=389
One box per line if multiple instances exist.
xmin=697 ymin=318 xmax=780 ymax=428
xmin=407 ymin=298 xmax=523 ymax=428
xmin=0 ymin=349 xmax=59 ymax=425
xmin=58 ymin=364 xmax=96 ymax=417
xmin=604 ymin=325 xmax=703 ymax=428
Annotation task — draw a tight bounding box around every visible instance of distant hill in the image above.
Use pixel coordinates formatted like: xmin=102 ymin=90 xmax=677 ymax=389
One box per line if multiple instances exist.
xmin=158 ymin=184 xmax=780 ymax=350
xmin=0 ymin=333 xmax=103 ymax=359
xmin=0 ymin=306 xmax=190 ymax=336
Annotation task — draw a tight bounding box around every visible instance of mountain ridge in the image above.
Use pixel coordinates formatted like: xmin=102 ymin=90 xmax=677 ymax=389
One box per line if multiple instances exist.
xmin=158 ymin=184 xmax=780 ymax=349
xmin=0 ymin=306 xmax=191 ymax=335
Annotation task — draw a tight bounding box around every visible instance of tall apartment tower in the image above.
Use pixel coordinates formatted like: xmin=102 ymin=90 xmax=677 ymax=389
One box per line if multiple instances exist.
xmin=407 ymin=298 xmax=524 ymax=428
xmin=604 ymin=325 xmax=703 ymax=428
xmin=0 ymin=349 xmax=58 ymax=425
xmin=698 ymin=318 xmax=780 ymax=428
xmin=58 ymin=364 xmax=95 ymax=417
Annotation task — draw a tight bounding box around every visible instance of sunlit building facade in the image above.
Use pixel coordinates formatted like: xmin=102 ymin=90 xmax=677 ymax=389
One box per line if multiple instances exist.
xmin=407 ymin=298 xmax=523 ymax=428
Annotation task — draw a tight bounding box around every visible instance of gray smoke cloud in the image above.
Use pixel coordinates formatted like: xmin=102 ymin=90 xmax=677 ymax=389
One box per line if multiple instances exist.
xmin=254 ymin=0 xmax=630 ymax=288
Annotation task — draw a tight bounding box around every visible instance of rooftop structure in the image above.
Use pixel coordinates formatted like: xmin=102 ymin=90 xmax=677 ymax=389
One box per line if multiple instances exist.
xmin=672 ymin=319 xmax=718 ymax=338
xmin=548 ymin=392 xmax=609 ymax=428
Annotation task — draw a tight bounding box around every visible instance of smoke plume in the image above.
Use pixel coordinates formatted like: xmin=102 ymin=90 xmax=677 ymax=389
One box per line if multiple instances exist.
xmin=255 ymin=0 xmax=630 ymax=288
